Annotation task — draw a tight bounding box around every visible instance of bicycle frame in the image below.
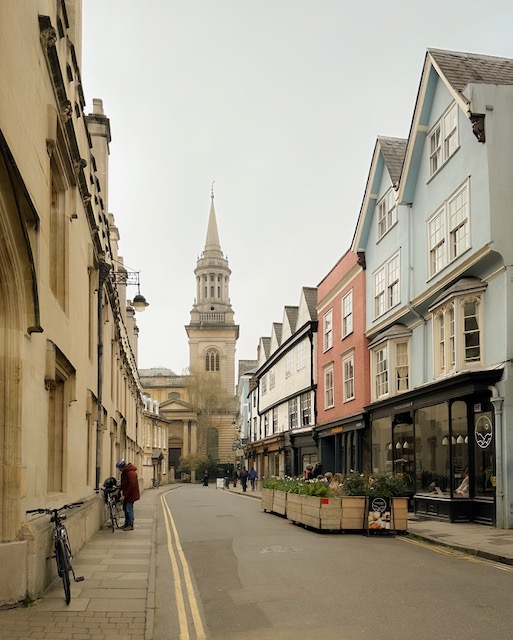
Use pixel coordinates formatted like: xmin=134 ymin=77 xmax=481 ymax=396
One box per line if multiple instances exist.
xmin=26 ymin=502 xmax=84 ymax=604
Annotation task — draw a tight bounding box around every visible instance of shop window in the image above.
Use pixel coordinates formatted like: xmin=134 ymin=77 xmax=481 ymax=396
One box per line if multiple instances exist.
xmin=414 ymin=403 xmax=450 ymax=492
xmin=473 ymin=402 xmax=495 ymax=498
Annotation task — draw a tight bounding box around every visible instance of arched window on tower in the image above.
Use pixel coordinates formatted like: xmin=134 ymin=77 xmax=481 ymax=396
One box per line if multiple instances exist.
xmin=205 ymin=349 xmax=220 ymax=372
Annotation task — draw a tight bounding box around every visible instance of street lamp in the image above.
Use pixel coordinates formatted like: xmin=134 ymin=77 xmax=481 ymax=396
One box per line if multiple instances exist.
xmin=108 ymin=266 xmax=149 ymax=312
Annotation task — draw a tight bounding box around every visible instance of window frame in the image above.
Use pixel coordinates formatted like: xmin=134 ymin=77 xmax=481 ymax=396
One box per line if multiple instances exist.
xmin=342 ymin=290 xmax=353 ymax=338
xmin=433 ymin=294 xmax=483 ymax=377
xmin=428 ymin=180 xmax=470 ymax=278
xmin=373 ymin=251 xmax=401 ymax=320
xmin=324 ymin=364 xmax=334 ymax=409
xmin=428 ymin=102 xmax=459 ymax=178
xmin=342 ymin=351 xmax=355 ymax=402
xmin=377 ymin=188 xmax=397 ymax=240
xmin=324 ymin=309 xmax=333 ymax=351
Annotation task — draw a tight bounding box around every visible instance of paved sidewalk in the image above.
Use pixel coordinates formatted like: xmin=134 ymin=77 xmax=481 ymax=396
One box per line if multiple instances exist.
xmin=2 ymin=481 xmax=513 ymax=640
xmin=0 ymin=485 xmax=168 ymax=640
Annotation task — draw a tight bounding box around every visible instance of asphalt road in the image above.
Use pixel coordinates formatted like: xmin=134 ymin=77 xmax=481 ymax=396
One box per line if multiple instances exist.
xmin=154 ymin=485 xmax=513 ymax=640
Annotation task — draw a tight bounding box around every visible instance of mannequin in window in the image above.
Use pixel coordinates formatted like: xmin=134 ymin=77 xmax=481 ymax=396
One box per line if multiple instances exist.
xmin=455 ymin=468 xmax=469 ymax=497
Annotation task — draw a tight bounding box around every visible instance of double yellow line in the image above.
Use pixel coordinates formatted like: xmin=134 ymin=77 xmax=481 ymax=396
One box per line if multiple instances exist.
xmin=160 ymin=493 xmax=207 ymax=640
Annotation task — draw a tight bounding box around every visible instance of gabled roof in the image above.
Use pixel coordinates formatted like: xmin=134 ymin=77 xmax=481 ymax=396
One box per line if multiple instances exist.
xmin=399 ymin=48 xmax=513 ymax=204
xmin=429 ymin=48 xmax=513 ymax=98
xmin=351 ymin=136 xmax=407 ymax=252
xmin=238 ymin=359 xmax=258 ymax=378
xmin=302 ymin=287 xmax=318 ymax=321
xmin=272 ymin=322 xmax=283 ymax=346
xmin=378 ymin=136 xmax=407 ymax=187
xmin=284 ymin=306 xmax=298 ymax=334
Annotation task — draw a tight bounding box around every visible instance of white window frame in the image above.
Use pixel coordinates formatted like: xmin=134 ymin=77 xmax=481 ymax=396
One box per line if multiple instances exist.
xmin=300 ymin=392 xmax=311 ymax=426
xmin=324 ymin=364 xmax=334 ymax=409
xmin=324 ymin=309 xmax=333 ymax=351
xmin=428 ymin=180 xmax=470 ymax=278
xmin=288 ymin=397 xmax=298 ymax=429
xmin=285 ymin=352 xmax=292 ymax=378
xmin=261 ymin=374 xmax=267 ymax=396
xmin=269 ymin=368 xmax=276 ymax=389
xmin=394 ymin=341 xmax=409 ymax=393
xmin=428 ymin=102 xmax=459 ymax=178
xmin=342 ymin=352 xmax=355 ymax=402
xmin=297 ymin=341 xmax=306 ymax=370
xmin=342 ymin=290 xmax=353 ymax=338
xmin=272 ymin=408 xmax=278 ymax=432
xmin=373 ymin=251 xmax=401 ymax=320
xmin=433 ymin=294 xmax=482 ymax=377
xmin=377 ymin=189 xmax=397 ymax=239
xmin=371 ymin=338 xmax=411 ymax=401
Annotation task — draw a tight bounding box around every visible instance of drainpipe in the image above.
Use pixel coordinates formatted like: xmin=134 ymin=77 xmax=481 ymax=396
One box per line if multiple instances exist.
xmin=96 ymin=259 xmax=112 ymax=490
xmin=488 ymin=385 xmax=505 ymax=528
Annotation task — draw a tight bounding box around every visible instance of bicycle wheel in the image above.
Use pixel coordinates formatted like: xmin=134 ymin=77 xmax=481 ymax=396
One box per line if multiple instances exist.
xmin=110 ymin=499 xmax=123 ymax=530
xmin=108 ymin=499 xmax=116 ymax=532
xmin=55 ymin=538 xmax=71 ymax=604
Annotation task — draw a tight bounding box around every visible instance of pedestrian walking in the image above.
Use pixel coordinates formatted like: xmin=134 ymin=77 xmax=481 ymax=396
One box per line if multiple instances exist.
xmin=249 ymin=467 xmax=258 ymax=491
xmin=116 ymin=459 xmax=140 ymax=531
xmin=202 ymin=469 xmax=209 ymax=486
xmin=232 ymin=468 xmax=239 ymax=487
xmin=240 ymin=468 xmax=248 ymax=492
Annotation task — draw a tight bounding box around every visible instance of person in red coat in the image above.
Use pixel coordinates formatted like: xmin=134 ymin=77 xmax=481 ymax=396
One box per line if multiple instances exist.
xmin=116 ymin=459 xmax=140 ymax=531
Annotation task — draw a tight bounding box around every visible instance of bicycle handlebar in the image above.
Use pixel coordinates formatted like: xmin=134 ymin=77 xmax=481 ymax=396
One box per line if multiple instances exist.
xmin=26 ymin=501 xmax=84 ymax=515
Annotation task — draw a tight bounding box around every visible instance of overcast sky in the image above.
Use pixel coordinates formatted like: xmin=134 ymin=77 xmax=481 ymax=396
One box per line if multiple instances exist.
xmin=82 ymin=0 xmax=513 ymax=375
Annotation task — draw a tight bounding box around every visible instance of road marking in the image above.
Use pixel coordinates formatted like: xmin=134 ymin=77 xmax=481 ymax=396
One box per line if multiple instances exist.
xmin=161 ymin=493 xmax=207 ymax=639
xmin=398 ymin=536 xmax=513 ymax=571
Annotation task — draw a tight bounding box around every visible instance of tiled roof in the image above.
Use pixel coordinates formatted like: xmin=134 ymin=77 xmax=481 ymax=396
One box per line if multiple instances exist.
xmin=139 ymin=367 xmax=177 ymax=376
xmin=302 ymin=287 xmax=318 ymax=321
xmin=272 ymin=322 xmax=283 ymax=345
xmin=429 ymin=49 xmax=513 ymax=97
xmin=238 ymin=360 xmax=258 ymax=377
xmin=378 ymin=137 xmax=407 ymax=186
xmin=261 ymin=337 xmax=271 ymax=359
xmin=284 ymin=306 xmax=298 ymax=333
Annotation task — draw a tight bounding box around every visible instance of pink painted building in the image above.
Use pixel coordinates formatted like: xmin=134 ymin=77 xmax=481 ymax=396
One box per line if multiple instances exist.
xmin=315 ymin=249 xmax=370 ymax=474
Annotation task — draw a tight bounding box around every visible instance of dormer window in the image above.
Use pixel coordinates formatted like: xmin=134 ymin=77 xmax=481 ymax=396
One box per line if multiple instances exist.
xmin=377 ymin=189 xmax=397 ymax=240
xmin=428 ymin=102 xmax=458 ymax=178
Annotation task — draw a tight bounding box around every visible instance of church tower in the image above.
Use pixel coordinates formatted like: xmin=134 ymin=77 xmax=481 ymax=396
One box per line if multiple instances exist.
xmin=186 ymin=192 xmax=239 ymax=396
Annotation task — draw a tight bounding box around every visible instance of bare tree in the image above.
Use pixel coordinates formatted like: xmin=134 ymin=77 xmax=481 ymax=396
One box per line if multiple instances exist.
xmin=185 ymin=368 xmax=236 ymax=454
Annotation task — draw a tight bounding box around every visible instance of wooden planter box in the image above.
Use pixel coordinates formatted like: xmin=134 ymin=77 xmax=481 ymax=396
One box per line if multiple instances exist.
xmin=261 ymin=488 xmax=273 ymax=512
xmin=340 ymin=496 xmax=366 ymax=530
xmin=285 ymin=493 xmax=302 ymax=522
xmin=262 ymin=490 xmax=408 ymax=532
xmin=299 ymin=495 xmax=343 ymax=530
xmin=391 ymin=497 xmax=408 ymax=531
xmin=272 ymin=489 xmax=287 ymax=516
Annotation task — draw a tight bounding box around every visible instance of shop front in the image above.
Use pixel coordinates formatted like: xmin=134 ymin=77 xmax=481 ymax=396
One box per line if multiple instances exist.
xmin=289 ymin=428 xmax=317 ymax=477
xmin=245 ymin=434 xmax=285 ymax=480
xmin=315 ymin=414 xmax=370 ymax=476
xmin=367 ymin=369 xmax=502 ymax=524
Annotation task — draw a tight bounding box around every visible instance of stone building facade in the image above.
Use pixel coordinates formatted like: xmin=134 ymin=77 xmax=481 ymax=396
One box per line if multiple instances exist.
xmin=0 ymin=1 xmax=146 ymax=605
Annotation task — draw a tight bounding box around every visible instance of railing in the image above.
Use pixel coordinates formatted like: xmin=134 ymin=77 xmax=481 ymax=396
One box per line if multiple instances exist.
xmin=199 ymin=313 xmax=225 ymax=323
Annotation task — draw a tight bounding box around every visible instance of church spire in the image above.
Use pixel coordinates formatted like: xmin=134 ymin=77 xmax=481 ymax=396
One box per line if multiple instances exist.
xmin=191 ymin=189 xmax=233 ymax=315
xmin=203 ymin=188 xmax=222 ymax=258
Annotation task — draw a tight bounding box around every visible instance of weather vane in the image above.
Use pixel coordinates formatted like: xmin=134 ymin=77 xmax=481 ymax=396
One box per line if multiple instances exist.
xmin=211 ymin=180 xmax=215 ymax=199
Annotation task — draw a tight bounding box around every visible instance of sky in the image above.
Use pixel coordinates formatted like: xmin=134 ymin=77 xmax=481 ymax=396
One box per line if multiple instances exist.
xmin=81 ymin=0 xmax=513 ymax=375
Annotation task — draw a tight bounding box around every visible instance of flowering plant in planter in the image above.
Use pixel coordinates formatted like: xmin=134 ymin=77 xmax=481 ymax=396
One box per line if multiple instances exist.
xmin=262 ymin=476 xmax=334 ymax=497
xmin=341 ymin=471 xmax=406 ymax=497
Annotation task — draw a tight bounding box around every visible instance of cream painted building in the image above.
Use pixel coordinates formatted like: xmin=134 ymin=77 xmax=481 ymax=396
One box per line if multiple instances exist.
xmin=140 ymin=195 xmax=239 ymax=472
xmin=0 ymin=1 xmax=146 ymax=605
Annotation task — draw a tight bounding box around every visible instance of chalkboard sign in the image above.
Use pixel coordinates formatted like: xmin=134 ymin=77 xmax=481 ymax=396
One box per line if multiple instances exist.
xmin=366 ymin=496 xmax=395 ymax=536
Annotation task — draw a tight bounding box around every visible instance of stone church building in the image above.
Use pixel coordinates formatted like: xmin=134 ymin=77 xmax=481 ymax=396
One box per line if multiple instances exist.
xmin=139 ymin=194 xmax=239 ymax=476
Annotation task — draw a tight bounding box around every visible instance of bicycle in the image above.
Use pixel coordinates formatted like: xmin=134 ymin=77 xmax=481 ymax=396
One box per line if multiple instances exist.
xmin=26 ymin=502 xmax=85 ymax=604
xmin=101 ymin=479 xmax=124 ymax=532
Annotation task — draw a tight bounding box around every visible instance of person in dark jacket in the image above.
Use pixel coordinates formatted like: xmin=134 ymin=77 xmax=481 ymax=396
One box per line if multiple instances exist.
xmin=116 ymin=459 xmax=140 ymax=531
xmin=249 ymin=467 xmax=258 ymax=491
xmin=202 ymin=470 xmax=209 ymax=486
xmin=240 ymin=468 xmax=249 ymax=492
